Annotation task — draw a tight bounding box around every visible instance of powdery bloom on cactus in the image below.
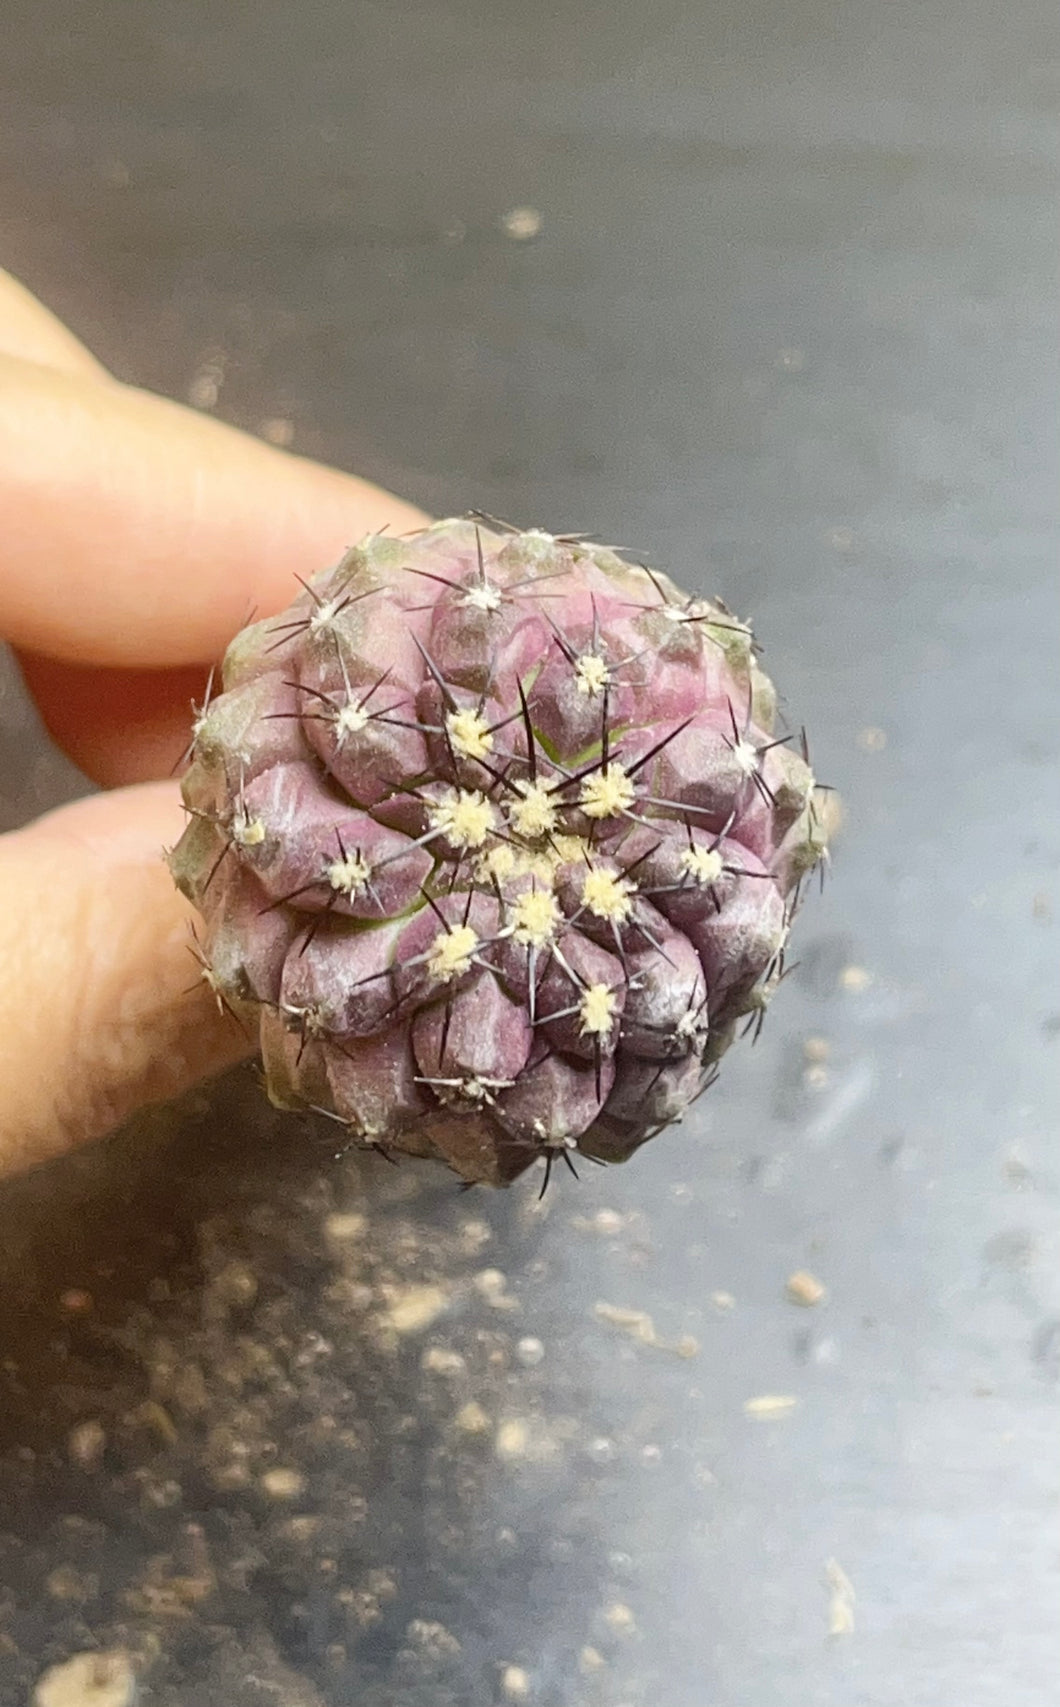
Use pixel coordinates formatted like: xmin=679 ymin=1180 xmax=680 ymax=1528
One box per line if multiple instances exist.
xmin=169 ymin=517 xmax=832 ymax=1187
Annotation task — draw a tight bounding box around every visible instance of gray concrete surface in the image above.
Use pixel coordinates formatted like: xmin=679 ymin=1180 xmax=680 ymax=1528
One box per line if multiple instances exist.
xmin=0 ymin=1 xmax=1057 ymax=1702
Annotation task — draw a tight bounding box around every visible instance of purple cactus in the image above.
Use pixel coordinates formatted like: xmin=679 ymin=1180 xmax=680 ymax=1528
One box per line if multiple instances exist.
xmin=169 ymin=518 xmax=832 ymax=1187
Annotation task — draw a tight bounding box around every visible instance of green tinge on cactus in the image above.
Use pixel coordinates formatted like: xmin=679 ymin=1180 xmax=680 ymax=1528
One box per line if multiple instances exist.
xmin=168 ymin=517 xmax=833 ymax=1188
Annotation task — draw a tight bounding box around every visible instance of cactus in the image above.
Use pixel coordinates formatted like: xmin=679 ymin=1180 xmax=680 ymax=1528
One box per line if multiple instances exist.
xmin=169 ymin=517 xmax=832 ymax=1187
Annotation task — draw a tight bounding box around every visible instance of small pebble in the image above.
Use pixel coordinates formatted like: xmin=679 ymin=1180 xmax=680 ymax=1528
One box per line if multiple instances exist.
xmin=857 ymin=725 xmax=887 ymax=751
xmin=421 ymin=1346 xmax=466 ymax=1376
xmin=824 ymin=1557 xmax=856 ymax=1636
xmin=744 ymin=1394 xmax=799 ymax=1419
xmin=68 ymin=1421 xmax=106 ymax=1471
xmin=259 ymin=416 xmax=295 ymax=447
xmin=324 ymin=1211 xmax=367 ymax=1242
xmin=500 ymin=1663 xmax=531 ymax=1700
xmin=603 ymin=1602 xmax=637 ymax=1636
xmin=405 ymin=1618 xmax=461 ymax=1657
xmin=454 ymin=1402 xmax=491 ymax=1436
xmin=58 ymin=1289 xmax=94 ymax=1315
xmin=515 ymin=1336 xmax=545 ymax=1367
xmin=786 ymin=1270 xmax=827 ymax=1308
xmin=499 ymin=206 xmax=542 ymax=241
xmin=838 ymin=965 xmax=872 ymax=993
xmin=495 ymin=1419 xmax=530 ymax=1461
xmin=384 ymin=1285 xmax=449 ymax=1334
xmin=261 ymin=1468 xmax=307 ymax=1501
xmin=33 ymin=1650 xmax=136 ymax=1707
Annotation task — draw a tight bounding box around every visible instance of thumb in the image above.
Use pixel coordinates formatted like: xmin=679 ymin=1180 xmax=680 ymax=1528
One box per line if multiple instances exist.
xmin=0 ymin=783 xmax=249 ymax=1176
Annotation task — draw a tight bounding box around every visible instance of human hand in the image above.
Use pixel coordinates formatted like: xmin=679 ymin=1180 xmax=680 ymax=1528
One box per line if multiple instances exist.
xmin=0 ymin=269 xmax=430 ymax=1176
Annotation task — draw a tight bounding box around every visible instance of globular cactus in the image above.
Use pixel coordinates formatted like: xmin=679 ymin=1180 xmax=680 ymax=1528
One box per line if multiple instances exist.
xmin=169 ymin=517 xmax=832 ymax=1188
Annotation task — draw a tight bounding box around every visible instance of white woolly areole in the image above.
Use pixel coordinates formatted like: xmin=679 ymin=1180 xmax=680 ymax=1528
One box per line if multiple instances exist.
xmin=308 ymin=597 xmax=344 ymax=633
xmin=446 ymin=708 xmax=494 ymax=761
xmin=732 ymin=739 xmax=759 ymax=777
xmin=427 ymin=924 xmax=478 ymax=982
xmin=429 ymin=789 xmax=497 ymax=849
xmin=679 ymin=845 xmax=724 ymax=886
xmin=232 ymin=811 xmax=266 ymax=848
xmin=674 ymin=1004 xmax=707 ymax=1043
xmin=533 ymin=1123 xmax=578 ymax=1148
xmin=462 ymin=580 xmax=503 ymax=613
xmin=335 ymin=702 xmax=370 ymax=740
xmin=574 ymin=652 xmax=611 ymax=697
xmin=511 ymin=888 xmax=561 ymax=948
xmin=579 ymin=983 xmax=618 ymax=1037
xmin=581 ymin=867 xmax=635 ymax=922
xmin=579 ymin=763 xmax=635 ymax=819
xmin=326 ymin=852 xmax=373 ymax=896
xmin=662 ymin=599 xmax=703 ymax=624
xmin=509 ymin=780 xmax=558 ymax=839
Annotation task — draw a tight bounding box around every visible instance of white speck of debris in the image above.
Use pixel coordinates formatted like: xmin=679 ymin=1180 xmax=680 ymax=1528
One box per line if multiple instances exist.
xmin=603 ymin=1602 xmax=637 ymax=1636
xmin=500 ymin=1663 xmax=532 ymax=1700
xmin=586 ymin=1435 xmax=617 ymax=1465
xmin=593 ymin=1301 xmax=698 ymax=1358
xmin=474 ymin=1268 xmax=518 ymax=1310
xmin=857 ymin=725 xmax=887 ymax=752
xmin=515 ymin=1336 xmax=545 ymax=1367
xmin=459 ymin=1217 xmax=492 ymax=1251
xmin=825 ymin=1557 xmax=856 ymax=1636
xmin=579 ymin=1646 xmax=606 ymax=1675
xmin=33 ymin=1649 xmax=137 ymax=1707
xmin=572 ymin=1207 xmax=627 ymax=1236
xmin=775 ymin=346 xmax=807 ymax=372
xmin=803 ymin=1035 xmax=831 ymax=1064
xmin=421 ymin=1345 xmax=467 ymax=1376
xmin=454 ymin=1402 xmax=492 ymax=1436
xmin=261 ymin=1467 xmax=307 ymax=1501
xmin=324 ymin=1211 xmax=367 ymax=1243
xmin=210 ymin=1259 xmax=258 ymax=1309
xmin=187 ymin=353 xmax=226 ymax=410
xmin=500 ymin=205 xmax=542 ymax=241
xmin=710 ymin=1290 xmax=736 ymax=1312
xmin=786 ymin=1270 xmax=827 ymax=1307
xmin=259 ymin=416 xmax=295 ymax=448
xmin=405 ymin=1618 xmax=461 ymax=1658
xmin=59 ymin=1288 xmax=94 ymax=1314
xmin=494 ymin=1419 xmax=530 ymax=1461
xmin=68 ymin=1420 xmax=106 ymax=1470
xmin=383 ymin=1285 xmax=449 ymax=1334
xmin=838 ymin=964 xmax=873 ymax=993
xmin=744 ymin=1394 xmax=799 ymax=1419
xmin=641 ymin=1444 xmax=663 ymax=1466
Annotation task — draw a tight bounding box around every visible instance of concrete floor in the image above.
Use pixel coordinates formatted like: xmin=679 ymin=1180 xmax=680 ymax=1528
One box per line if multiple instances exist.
xmin=0 ymin=1 xmax=1057 ymax=1702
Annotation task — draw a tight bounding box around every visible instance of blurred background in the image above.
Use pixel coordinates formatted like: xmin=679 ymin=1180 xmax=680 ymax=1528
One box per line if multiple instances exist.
xmin=0 ymin=1 xmax=1057 ymax=1702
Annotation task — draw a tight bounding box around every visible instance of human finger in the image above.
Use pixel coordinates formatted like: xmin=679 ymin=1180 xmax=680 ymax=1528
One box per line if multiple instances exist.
xmin=0 ymin=267 xmax=109 ymax=378
xmin=0 ymin=352 xmax=429 ymax=668
xmin=0 ymin=782 xmax=250 ymax=1176
xmin=16 ymin=652 xmax=217 ymax=787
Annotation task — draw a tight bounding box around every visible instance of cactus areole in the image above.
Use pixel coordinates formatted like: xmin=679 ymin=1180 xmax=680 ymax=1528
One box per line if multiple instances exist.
xmin=169 ymin=517 xmax=831 ymax=1188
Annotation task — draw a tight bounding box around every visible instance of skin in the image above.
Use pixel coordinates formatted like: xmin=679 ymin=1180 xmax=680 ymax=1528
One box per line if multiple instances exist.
xmin=0 ymin=268 xmax=430 ymax=1176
